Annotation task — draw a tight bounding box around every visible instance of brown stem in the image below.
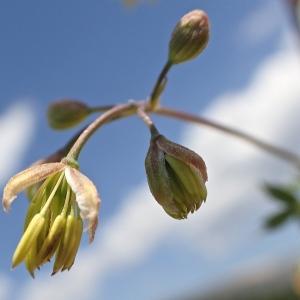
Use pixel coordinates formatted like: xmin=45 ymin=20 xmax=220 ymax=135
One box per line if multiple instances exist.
xmin=149 ymin=61 xmax=172 ymax=108
xmin=88 ymin=105 xmax=115 ymax=113
xmin=67 ymin=103 xmax=137 ymax=159
xmin=64 ymin=100 xmax=300 ymax=169
xmin=137 ymin=106 xmax=159 ymax=137
xmin=155 ymin=106 xmax=300 ymax=169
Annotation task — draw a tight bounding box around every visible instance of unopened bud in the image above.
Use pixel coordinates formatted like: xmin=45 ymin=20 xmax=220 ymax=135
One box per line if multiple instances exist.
xmin=52 ymin=214 xmax=77 ymax=275
xmin=25 ymin=246 xmax=38 ymax=278
xmin=47 ymin=99 xmax=90 ymax=130
xmin=62 ymin=217 xmax=83 ymax=271
xmin=37 ymin=214 xmax=66 ymax=265
xmin=168 ymin=10 xmax=209 ymax=65
xmin=12 ymin=213 xmax=45 ymax=268
xmin=145 ymin=133 xmax=207 ymax=219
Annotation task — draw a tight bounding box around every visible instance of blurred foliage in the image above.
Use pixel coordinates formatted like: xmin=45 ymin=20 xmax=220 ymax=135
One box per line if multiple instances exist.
xmin=184 ymin=282 xmax=300 ymax=299
xmin=287 ymin=0 xmax=300 ymax=34
xmin=264 ymin=183 xmax=300 ymax=229
xmin=188 ymin=290 xmax=299 ymax=300
xmin=184 ymin=264 xmax=300 ymax=300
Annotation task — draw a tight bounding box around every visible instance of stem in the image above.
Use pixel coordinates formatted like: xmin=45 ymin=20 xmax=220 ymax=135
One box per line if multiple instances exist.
xmin=88 ymin=105 xmax=115 ymax=113
xmin=63 ymin=100 xmax=300 ymax=169
xmin=155 ymin=106 xmax=300 ymax=169
xmin=67 ymin=103 xmax=137 ymax=159
xmin=149 ymin=61 xmax=173 ymax=109
xmin=137 ymin=107 xmax=159 ymax=137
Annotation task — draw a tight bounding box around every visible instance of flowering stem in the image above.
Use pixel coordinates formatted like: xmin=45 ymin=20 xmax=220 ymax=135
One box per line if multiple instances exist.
xmin=67 ymin=103 xmax=137 ymax=160
xmin=149 ymin=61 xmax=173 ymax=109
xmin=65 ymin=99 xmax=300 ymax=169
xmin=155 ymin=106 xmax=300 ymax=169
xmin=137 ymin=106 xmax=160 ymax=137
xmin=88 ymin=105 xmax=115 ymax=113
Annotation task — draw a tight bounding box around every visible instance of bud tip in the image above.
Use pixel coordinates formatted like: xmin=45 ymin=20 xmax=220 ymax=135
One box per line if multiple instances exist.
xmin=168 ymin=9 xmax=210 ymax=65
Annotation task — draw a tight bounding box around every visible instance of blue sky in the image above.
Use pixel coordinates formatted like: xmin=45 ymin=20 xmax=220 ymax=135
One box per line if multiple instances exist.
xmin=1 ymin=0 xmax=300 ymax=299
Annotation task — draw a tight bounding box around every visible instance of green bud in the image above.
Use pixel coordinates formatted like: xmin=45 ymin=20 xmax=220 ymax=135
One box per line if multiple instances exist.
xmin=168 ymin=10 xmax=209 ymax=65
xmin=47 ymin=99 xmax=90 ymax=130
xmin=25 ymin=240 xmax=39 ymax=278
xmin=12 ymin=213 xmax=45 ymax=268
xmin=52 ymin=214 xmax=77 ymax=275
xmin=145 ymin=133 xmax=207 ymax=219
xmin=37 ymin=214 xmax=66 ymax=265
xmin=24 ymin=174 xmax=59 ymax=229
xmin=62 ymin=217 xmax=83 ymax=271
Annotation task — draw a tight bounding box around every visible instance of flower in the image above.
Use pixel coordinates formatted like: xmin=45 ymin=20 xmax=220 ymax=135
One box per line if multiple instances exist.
xmin=2 ymin=159 xmax=100 ymax=276
xmin=168 ymin=9 xmax=210 ymax=65
xmin=47 ymin=99 xmax=91 ymax=130
xmin=145 ymin=133 xmax=207 ymax=219
xmin=25 ymin=130 xmax=84 ymax=201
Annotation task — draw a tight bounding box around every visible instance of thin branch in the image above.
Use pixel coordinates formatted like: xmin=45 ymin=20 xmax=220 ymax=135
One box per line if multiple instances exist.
xmin=60 ymin=100 xmax=300 ymax=169
xmin=149 ymin=61 xmax=172 ymax=108
xmin=155 ymin=106 xmax=300 ymax=169
xmin=137 ymin=106 xmax=159 ymax=136
xmin=88 ymin=105 xmax=115 ymax=113
xmin=67 ymin=103 xmax=137 ymax=159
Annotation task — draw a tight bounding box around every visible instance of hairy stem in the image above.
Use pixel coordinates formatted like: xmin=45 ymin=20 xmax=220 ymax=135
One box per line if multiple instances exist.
xmin=88 ymin=105 xmax=115 ymax=113
xmin=155 ymin=106 xmax=300 ymax=169
xmin=67 ymin=103 xmax=137 ymax=159
xmin=64 ymin=99 xmax=300 ymax=169
xmin=149 ymin=61 xmax=172 ymax=109
xmin=137 ymin=107 xmax=159 ymax=136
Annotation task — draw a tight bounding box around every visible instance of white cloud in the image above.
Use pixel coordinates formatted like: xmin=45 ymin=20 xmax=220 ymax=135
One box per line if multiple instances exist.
xmin=201 ymin=250 xmax=297 ymax=296
xmin=0 ymin=102 xmax=35 ymax=300
xmin=177 ymin=40 xmax=300 ymax=257
xmin=237 ymin=0 xmax=286 ymax=46
xmin=0 ymin=102 xmax=35 ymax=183
xmin=227 ymin=252 xmax=294 ymax=287
xmin=18 ymin=32 xmax=300 ymax=300
xmin=0 ymin=274 xmax=12 ymax=300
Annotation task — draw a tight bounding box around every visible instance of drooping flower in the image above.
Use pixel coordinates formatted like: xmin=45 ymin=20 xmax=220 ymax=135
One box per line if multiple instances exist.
xmin=145 ymin=132 xmax=207 ymax=219
xmin=25 ymin=128 xmax=85 ymax=201
xmin=2 ymin=159 xmax=100 ymax=276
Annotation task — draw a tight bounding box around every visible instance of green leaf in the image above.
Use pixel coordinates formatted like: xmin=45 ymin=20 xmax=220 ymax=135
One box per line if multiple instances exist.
xmin=265 ymin=210 xmax=291 ymax=230
xmin=264 ymin=184 xmax=297 ymax=206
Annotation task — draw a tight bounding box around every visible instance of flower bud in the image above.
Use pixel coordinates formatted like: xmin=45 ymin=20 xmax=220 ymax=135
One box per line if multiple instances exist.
xmin=37 ymin=214 xmax=66 ymax=265
xmin=25 ymin=246 xmax=38 ymax=278
xmin=47 ymin=99 xmax=90 ymax=130
xmin=168 ymin=10 xmax=209 ymax=65
xmin=12 ymin=213 xmax=45 ymax=268
xmin=52 ymin=214 xmax=77 ymax=275
xmin=145 ymin=134 xmax=207 ymax=219
xmin=62 ymin=217 xmax=83 ymax=271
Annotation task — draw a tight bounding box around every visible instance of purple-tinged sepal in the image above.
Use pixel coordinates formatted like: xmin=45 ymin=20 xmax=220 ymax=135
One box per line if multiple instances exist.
xmin=145 ymin=133 xmax=207 ymax=219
